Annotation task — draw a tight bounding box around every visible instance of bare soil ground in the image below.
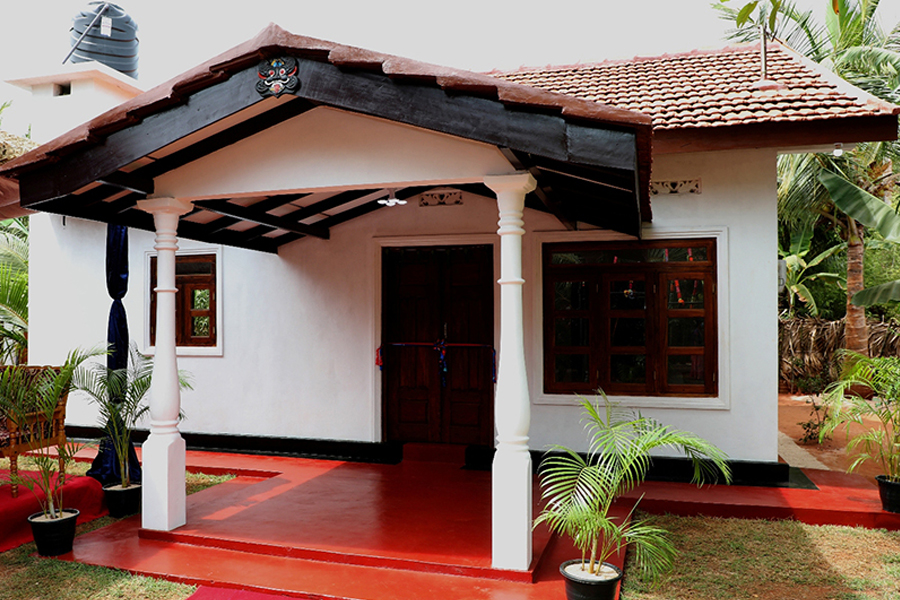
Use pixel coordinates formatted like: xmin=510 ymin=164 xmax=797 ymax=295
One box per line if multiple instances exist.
xmin=778 ymin=393 xmax=884 ymax=480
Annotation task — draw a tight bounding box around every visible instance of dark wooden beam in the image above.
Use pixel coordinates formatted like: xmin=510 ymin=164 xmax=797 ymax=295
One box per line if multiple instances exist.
xmin=294 ymin=190 xmax=374 ymax=219
xmin=541 ymin=174 xmax=641 ymax=238
xmin=106 ymin=194 xmax=141 ymax=215
xmin=245 ymin=193 xmax=311 ymax=213
xmin=196 ymin=216 xmax=242 ymax=235
xmin=653 ymin=114 xmax=900 ymax=155
xmin=18 ymin=71 xmax=279 ymax=207
xmin=285 ymin=60 xmax=640 ymax=172
xmin=313 ymin=187 xmax=428 ymax=230
xmin=189 ymin=193 xmax=310 ymax=237
xmin=97 ymin=171 xmax=154 ymax=195
xmin=228 ymin=189 xmax=378 ymax=245
xmin=135 ymin=100 xmax=316 ymax=180
xmin=315 ymin=201 xmax=382 ymax=229
xmin=253 ymin=187 xmax=430 ymax=250
xmin=193 ymin=199 xmax=330 ymax=240
xmin=500 ymin=147 xmax=576 ymax=230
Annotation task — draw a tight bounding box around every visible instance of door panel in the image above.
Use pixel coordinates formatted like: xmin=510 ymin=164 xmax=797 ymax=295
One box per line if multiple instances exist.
xmin=383 ymin=245 xmax=494 ymax=445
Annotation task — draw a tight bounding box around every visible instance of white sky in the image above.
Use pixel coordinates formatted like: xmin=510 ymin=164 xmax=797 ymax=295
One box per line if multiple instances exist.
xmin=1 ymin=0 xmax=898 ymax=136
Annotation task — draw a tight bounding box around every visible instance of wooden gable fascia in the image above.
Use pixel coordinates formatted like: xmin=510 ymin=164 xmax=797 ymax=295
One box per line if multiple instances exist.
xmin=14 ymin=51 xmax=647 ymax=243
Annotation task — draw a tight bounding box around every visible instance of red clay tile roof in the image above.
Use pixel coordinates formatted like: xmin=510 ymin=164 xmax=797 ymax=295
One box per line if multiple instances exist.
xmin=493 ymin=41 xmax=900 ymax=131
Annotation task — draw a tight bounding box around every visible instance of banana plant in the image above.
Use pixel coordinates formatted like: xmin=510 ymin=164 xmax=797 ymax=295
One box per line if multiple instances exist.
xmin=819 ymin=170 xmax=900 ymax=307
xmin=779 ymin=218 xmax=846 ymax=317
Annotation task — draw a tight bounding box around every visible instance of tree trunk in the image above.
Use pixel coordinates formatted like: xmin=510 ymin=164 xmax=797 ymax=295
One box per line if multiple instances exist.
xmin=845 ymin=218 xmax=869 ymax=357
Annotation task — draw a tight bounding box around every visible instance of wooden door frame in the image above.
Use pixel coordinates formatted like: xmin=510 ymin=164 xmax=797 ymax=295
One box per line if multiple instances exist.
xmin=373 ymin=235 xmax=500 ymax=444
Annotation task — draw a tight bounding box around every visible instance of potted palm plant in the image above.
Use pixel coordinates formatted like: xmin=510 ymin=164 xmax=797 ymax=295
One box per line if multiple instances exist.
xmin=820 ymin=352 xmax=900 ymax=512
xmin=0 ymin=349 xmax=98 ymax=556
xmin=74 ymin=344 xmax=190 ymax=518
xmin=74 ymin=344 xmax=148 ymax=518
xmin=536 ymin=395 xmax=731 ymax=600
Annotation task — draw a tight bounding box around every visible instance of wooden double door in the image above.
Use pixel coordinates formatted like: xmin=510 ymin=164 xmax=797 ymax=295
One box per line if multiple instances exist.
xmin=382 ymin=245 xmax=495 ymax=445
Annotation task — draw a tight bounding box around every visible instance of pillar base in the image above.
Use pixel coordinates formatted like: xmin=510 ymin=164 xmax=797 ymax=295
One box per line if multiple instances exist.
xmin=141 ymin=432 xmax=186 ymax=531
xmin=491 ymin=446 xmax=533 ymax=570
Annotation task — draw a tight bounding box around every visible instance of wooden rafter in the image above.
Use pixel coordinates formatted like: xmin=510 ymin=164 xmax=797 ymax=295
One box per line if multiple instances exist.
xmin=97 ymin=171 xmax=154 ymax=195
xmin=499 ymin=147 xmax=576 ymax=230
xmin=193 ymin=199 xmax=330 ymax=240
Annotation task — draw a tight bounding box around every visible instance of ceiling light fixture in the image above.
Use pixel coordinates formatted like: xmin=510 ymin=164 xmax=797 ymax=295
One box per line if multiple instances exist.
xmin=377 ymin=189 xmax=407 ymax=207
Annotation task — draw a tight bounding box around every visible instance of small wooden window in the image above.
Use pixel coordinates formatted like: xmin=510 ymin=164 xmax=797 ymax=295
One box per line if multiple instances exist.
xmin=150 ymin=254 xmax=217 ymax=347
xmin=544 ymin=239 xmax=717 ymax=396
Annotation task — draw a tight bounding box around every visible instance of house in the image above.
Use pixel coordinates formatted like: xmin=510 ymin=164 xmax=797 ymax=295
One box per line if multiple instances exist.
xmin=1 ymin=24 xmax=898 ymax=571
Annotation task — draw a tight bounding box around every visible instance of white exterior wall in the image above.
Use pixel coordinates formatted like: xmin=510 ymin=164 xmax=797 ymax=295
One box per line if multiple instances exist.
xmin=529 ymin=149 xmax=779 ymax=462
xmin=29 ymin=143 xmax=778 ymax=462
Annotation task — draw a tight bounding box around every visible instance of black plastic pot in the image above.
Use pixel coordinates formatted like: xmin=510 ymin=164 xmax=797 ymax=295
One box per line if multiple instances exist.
xmin=559 ymin=559 xmax=623 ymax=600
xmin=104 ymin=483 xmax=142 ymax=518
xmin=876 ymin=475 xmax=900 ymax=513
xmin=28 ymin=509 xmax=79 ymax=556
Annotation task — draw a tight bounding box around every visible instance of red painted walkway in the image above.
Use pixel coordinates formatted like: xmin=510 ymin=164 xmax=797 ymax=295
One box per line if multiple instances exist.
xmin=53 ymin=449 xmax=899 ymax=600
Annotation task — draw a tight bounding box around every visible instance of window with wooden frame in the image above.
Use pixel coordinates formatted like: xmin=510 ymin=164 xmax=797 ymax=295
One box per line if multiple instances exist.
xmin=543 ymin=239 xmax=717 ymax=397
xmin=150 ymin=254 xmax=217 ymax=347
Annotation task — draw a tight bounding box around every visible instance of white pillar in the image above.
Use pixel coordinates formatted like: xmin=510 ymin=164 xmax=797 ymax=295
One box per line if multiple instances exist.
xmin=137 ymin=197 xmax=193 ymax=531
xmin=484 ymin=172 xmax=537 ymax=571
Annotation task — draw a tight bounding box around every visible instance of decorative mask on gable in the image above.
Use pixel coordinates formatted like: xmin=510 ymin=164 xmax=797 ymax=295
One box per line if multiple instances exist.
xmin=256 ymin=57 xmax=300 ymax=98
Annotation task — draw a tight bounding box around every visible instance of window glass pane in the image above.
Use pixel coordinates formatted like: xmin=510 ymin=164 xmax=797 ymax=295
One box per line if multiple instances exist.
xmin=668 ymin=355 xmax=705 ymax=385
xmin=555 ymin=355 xmax=589 ymax=383
xmin=556 ymin=318 xmax=590 ymax=346
xmin=551 ymin=247 xmax=708 ymax=264
xmin=551 ymin=249 xmax=642 ymax=264
xmin=610 ymin=280 xmax=645 ymax=310
xmin=646 ymin=247 xmax=708 ymax=262
xmin=610 ymin=318 xmax=645 ymax=346
xmin=193 ymin=288 xmax=211 ymax=310
xmin=192 ymin=316 xmax=210 ymax=337
xmin=668 ymin=317 xmax=705 ymax=347
xmin=668 ymin=279 xmax=704 ymax=309
xmin=610 ymin=355 xmax=646 ymax=383
xmin=554 ymin=281 xmax=589 ymax=311
xmin=176 ymin=261 xmax=214 ymax=276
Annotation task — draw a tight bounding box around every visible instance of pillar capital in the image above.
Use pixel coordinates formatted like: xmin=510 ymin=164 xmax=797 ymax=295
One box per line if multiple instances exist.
xmin=137 ymin=197 xmax=193 ymax=217
xmin=483 ymin=172 xmax=537 ymax=197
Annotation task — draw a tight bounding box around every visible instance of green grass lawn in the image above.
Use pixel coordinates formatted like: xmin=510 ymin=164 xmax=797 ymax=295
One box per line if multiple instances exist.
xmin=621 ymin=514 xmax=900 ymax=600
xmin=5 ymin=467 xmax=900 ymax=600
xmin=0 ymin=467 xmax=234 ymax=600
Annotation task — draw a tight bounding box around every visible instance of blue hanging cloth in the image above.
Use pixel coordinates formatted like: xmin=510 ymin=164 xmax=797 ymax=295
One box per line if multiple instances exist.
xmin=87 ymin=224 xmax=141 ymax=487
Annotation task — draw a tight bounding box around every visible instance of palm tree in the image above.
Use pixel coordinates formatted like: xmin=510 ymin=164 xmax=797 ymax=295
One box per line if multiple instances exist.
xmin=717 ymin=0 xmax=900 ymax=356
xmin=0 ymin=217 xmax=28 ymax=364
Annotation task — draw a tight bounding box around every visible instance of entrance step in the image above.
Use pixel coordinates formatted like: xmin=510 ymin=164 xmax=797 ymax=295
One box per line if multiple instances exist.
xmin=140 ymin=526 xmax=550 ymax=583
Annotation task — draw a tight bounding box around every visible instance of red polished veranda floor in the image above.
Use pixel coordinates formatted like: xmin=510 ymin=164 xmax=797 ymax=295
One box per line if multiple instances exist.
xmin=59 ymin=449 xmax=899 ymax=600
xmin=63 ymin=450 xmax=575 ymax=599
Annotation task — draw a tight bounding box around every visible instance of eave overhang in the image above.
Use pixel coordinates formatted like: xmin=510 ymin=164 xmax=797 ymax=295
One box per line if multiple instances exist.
xmin=0 ymin=24 xmax=653 ymax=252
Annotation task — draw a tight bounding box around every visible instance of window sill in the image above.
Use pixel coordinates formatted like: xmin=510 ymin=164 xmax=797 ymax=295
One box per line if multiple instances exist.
xmin=534 ymin=392 xmax=728 ymax=410
xmin=143 ymin=345 xmax=223 ymax=357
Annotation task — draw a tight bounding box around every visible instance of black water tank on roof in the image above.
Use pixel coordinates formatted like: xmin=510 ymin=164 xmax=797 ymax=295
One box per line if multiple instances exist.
xmin=69 ymin=2 xmax=138 ymax=79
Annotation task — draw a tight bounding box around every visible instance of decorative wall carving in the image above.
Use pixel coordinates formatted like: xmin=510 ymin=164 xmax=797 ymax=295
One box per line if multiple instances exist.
xmin=650 ymin=179 xmax=702 ymax=196
xmin=419 ymin=190 xmax=464 ymax=207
